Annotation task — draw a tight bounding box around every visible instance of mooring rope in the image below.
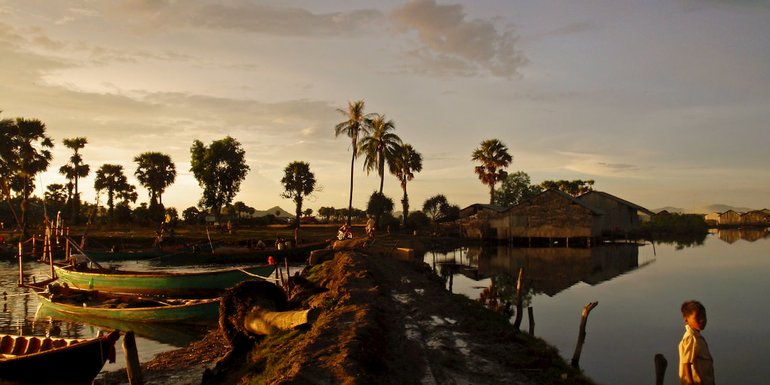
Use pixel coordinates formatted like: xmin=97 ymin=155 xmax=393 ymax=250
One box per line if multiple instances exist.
xmin=236 ymin=268 xmax=280 ymax=283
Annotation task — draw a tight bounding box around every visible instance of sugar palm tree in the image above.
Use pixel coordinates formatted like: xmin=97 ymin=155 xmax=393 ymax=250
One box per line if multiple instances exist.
xmin=94 ymin=164 xmax=132 ymax=222
xmin=359 ymin=114 xmax=402 ymax=194
xmin=391 ymin=143 xmax=423 ymax=226
xmin=8 ymin=118 xmax=54 ymax=237
xmin=133 ymin=152 xmax=176 ymax=208
xmin=471 ymin=139 xmax=512 ymax=204
xmin=59 ymin=137 xmax=89 ymax=223
xmin=334 ymin=100 xmax=373 ymax=226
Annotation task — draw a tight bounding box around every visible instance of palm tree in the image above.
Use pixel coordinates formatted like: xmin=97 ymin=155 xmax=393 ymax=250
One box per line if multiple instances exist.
xmin=94 ymin=164 xmax=132 ymax=222
xmin=471 ymin=139 xmax=512 ymax=204
xmin=359 ymin=113 xmax=402 ymax=194
xmin=9 ymin=118 xmax=54 ymax=237
xmin=334 ymin=100 xmax=373 ymax=225
xmin=391 ymin=143 xmax=423 ymax=226
xmin=59 ymin=137 xmax=89 ymax=223
xmin=133 ymin=152 xmax=176 ymax=208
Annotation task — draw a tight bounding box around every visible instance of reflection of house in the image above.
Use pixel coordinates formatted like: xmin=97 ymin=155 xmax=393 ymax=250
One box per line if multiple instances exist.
xmin=476 ymin=244 xmax=641 ymax=296
xmin=486 ymin=189 xmax=604 ymax=244
xmin=718 ymin=228 xmax=770 ymax=243
xmin=577 ymin=191 xmax=655 ymax=235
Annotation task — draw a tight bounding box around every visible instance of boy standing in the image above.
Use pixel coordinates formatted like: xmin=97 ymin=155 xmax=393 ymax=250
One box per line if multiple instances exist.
xmin=679 ymin=300 xmax=715 ymax=385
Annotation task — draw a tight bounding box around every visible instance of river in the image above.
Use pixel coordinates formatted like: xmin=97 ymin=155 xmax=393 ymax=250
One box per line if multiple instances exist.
xmin=424 ymin=228 xmax=770 ymax=385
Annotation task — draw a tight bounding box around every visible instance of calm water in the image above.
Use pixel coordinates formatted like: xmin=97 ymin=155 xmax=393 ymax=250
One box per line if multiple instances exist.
xmin=424 ymin=229 xmax=770 ymax=385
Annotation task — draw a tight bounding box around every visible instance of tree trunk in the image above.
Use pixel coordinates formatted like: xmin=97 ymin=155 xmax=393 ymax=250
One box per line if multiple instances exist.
xmin=401 ymin=186 xmax=409 ymax=227
xmin=347 ymin=153 xmax=355 ymax=226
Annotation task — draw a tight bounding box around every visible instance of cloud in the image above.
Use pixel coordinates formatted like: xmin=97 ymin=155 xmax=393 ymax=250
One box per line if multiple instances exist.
xmin=112 ymin=0 xmax=384 ymax=37
xmin=390 ymin=0 xmax=527 ymax=78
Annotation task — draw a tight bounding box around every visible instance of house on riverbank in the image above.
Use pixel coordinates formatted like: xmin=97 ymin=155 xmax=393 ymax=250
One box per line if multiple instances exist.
xmin=458 ymin=189 xmax=653 ymax=245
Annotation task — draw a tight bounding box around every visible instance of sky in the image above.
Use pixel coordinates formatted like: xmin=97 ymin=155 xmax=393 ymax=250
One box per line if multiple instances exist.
xmin=1 ymin=0 xmax=769 ymax=214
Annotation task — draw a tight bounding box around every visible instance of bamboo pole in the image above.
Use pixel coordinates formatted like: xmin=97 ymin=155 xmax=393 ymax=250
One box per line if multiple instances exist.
xmin=570 ymin=301 xmax=599 ymax=368
xmin=122 ymin=331 xmax=144 ymax=385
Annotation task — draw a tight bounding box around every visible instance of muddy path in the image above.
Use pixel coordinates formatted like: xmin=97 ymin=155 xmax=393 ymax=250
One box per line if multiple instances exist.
xmin=99 ymin=236 xmax=596 ymax=385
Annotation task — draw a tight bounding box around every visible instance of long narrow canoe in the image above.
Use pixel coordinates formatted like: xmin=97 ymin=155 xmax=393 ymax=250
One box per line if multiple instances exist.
xmin=0 ymin=330 xmax=120 ymax=384
xmin=34 ymin=283 xmax=219 ymax=324
xmin=53 ymin=263 xmax=276 ymax=297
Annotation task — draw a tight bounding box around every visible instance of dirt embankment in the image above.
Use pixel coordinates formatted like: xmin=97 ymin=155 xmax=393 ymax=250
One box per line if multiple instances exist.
xmin=102 ymin=236 xmax=596 ymax=385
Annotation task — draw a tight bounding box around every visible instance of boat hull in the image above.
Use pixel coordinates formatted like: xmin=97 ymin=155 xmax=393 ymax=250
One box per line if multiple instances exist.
xmin=35 ymin=287 xmax=220 ymax=324
xmin=0 ymin=331 xmax=120 ymax=384
xmin=53 ymin=264 xmax=276 ymax=297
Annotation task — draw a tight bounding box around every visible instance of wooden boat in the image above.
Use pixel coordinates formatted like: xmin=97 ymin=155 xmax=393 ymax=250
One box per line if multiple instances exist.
xmin=53 ymin=263 xmax=276 ymax=297
xmin=33 ymin=283 xmax=220 ymax=324
xmin=152 ymin=240 xmax=331 ymax=265
xmin=0 ymin=330 xmax=120 ymax=384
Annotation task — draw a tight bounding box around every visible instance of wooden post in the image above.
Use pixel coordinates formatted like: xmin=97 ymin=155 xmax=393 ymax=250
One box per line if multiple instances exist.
xmin=527 ymin=306 xmax=535 ymax=336
xmin=122 ymin=331 xmax=144 ymax=385
xmin=570 ymin=301 xmax=598 ymax=368
xmin=654 ymin=353 xmax=667 ymax=385
xmin=284 ymin=258 xmax=291 ymax=292
xmin=18 ymin=242 xmax=23 ymax=286
xmin=512 ymin=268 xmax=524 ymax=330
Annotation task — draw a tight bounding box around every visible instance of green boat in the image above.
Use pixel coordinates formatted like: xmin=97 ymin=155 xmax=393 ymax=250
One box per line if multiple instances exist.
xmin=53 ymin=263 xmax=276 ymax=297
xmin=34 ymin=283 xmax=220 ymax=324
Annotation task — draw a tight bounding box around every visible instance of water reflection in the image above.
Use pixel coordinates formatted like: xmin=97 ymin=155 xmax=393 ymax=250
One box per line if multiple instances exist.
xmin=714 ymin=227 xmax=770 ymax=243
xmin=426 ymin=243 xmax=648 ymax=297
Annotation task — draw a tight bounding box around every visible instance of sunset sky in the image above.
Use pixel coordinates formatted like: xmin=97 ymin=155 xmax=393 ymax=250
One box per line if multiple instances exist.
xmin=2 ymin=0 xmax=769 ymax=214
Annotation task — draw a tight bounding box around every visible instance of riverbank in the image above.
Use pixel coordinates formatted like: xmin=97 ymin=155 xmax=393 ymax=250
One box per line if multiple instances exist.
xmin=100 ymin=235 xmax=596 ymax=385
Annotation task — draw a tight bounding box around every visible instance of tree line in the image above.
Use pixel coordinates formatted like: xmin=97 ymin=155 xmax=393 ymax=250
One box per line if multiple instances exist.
xmin=2 ymin=104 xmax=598 ymax=238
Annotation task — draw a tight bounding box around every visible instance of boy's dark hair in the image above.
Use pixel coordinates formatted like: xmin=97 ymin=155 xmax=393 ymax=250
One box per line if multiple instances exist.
xmin=681 ymin=300 xmax=706 ymax=317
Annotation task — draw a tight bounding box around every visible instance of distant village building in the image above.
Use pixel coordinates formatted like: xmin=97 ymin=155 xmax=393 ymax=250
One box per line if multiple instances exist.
xmin=741 ymin=210 xmax=770 ymax=226
xmin=459 ymin=204 xmax=507 ymax=219
xmin=704 ymin=212 xmax=720 ymax=226
xmin=485 ymin=189 xmax=604 ymax=245
xmin=459 ymin=189 xmax=654 ymax=245
xmin=576 ymin=191 xmax=655 ymax=236
xmin=718 ymin=210 xmax=741 ymax=226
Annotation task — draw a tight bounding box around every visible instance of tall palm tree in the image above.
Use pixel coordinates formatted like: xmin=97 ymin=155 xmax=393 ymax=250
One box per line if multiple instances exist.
xmin=334 ymin=100 xmax=373 ymax=226
xmin=59 ymin=137 xmax=89 ymax=223
xmin=391 ymin=143 xmax=423 ymax=226
xmin=133 ymin=152 xmax=176 ymax=208
xmin=359 ymin=114 xmax=402 ymax=194
xmin=9 ymin=118 xmax=54 ymax=237
xmin=94 ymin=164 xmax=132 ymax=222
xmin=471 ymin=139 xmax=512 ymax=204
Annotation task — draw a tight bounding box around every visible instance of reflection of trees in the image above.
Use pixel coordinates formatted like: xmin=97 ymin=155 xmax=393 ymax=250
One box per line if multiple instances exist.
xmin=650 ymin=233 xmax=708 ymax=249
xmin=477 ymin=274 xmax=533 ymax=319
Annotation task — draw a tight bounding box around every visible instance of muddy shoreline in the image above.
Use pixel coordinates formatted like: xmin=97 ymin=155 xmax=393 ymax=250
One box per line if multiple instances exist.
xmin=99 ymin=235 xmax=596 ymax=385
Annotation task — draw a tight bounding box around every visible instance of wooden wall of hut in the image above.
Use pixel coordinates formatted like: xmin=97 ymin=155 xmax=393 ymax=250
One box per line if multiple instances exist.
xmin=487 ymin=189 xmax=603 ymax=244
xmin=577 ymin=193 xmax=640 ymax=235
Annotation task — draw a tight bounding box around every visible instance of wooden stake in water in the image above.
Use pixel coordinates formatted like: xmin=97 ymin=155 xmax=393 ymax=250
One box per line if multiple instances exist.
xmin=570 ymin=301 xmax=598 ymax=368
xmin=654 ymin=353 xmax=667 ymax=385
xmin=123 ymin=331 xmax=144 ymax=385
